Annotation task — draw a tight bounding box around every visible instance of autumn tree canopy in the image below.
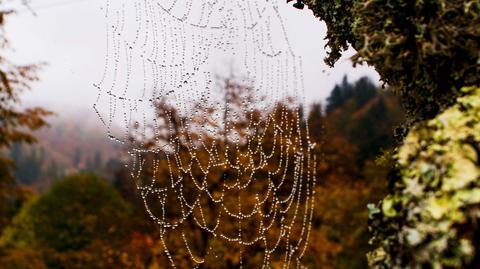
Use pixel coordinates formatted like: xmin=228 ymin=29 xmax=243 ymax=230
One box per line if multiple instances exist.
xmin=126 ymin=75 xmax=316 ymax=268
xmin=0 ymin=7 xmax=51 ymax=230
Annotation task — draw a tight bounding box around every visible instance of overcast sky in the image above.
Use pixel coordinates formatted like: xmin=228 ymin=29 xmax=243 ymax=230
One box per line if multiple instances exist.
xmin=5 ymin=0 xmax=379 ymax=113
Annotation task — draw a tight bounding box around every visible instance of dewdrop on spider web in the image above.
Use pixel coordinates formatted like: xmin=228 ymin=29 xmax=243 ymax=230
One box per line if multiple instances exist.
xmin=94 ymin=0 xmax=317 ymax=267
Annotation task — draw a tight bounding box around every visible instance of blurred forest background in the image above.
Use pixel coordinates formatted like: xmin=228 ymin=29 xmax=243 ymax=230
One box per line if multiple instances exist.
xmin=8 ymin=0 xmax=478 ymax=267
xmin=0 ymin=3 xmax=408 ymax=268
xmin=0 ymin=0 xmax=472 ymax=267
xmin=0 ymin=55 xmax=406 ymax=268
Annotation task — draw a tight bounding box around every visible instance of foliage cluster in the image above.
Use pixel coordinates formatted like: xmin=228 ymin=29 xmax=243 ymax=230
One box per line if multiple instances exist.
xmin=125 ymin=75 xmax=316 ymax=268
xmin=0 ymin=8 xmax=51 ymax=229
xmin=0 ymin=174 xmax=150 ymax=269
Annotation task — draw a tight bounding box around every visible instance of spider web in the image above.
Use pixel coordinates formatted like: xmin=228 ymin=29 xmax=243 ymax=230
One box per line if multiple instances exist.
xmin=93 ymin=0 xmax=316 ymax=267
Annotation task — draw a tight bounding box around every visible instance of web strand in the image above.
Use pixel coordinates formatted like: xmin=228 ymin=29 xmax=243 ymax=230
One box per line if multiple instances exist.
xmin=94 ymin=0 xmax=316 ymax=267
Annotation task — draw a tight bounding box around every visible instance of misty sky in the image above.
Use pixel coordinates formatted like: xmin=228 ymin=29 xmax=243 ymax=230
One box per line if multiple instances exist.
xmin=5 ymin=0 xmax=379 ymax=113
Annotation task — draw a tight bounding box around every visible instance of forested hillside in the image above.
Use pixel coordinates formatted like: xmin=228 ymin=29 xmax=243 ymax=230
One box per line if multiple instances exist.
xmin=9 ymin=111 xmax=123 ymax=190
xmin=306 ymin=77 xmax=404 ymax=268
xmin=1 ymin=76 xmax=406 ymax=268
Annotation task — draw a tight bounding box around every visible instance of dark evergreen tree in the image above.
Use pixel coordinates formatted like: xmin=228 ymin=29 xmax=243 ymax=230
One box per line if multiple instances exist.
xmin=72 ymin=148 xmax=82 ymax=168
xmin=326 ymin=75 xmax=353 ymax=113
xmin=325 ymin=76 xmax=404 ymax=165
xmin=352 ymin=77 xmax=377 ymax=108
xmin=93 ymin=151 xmax=102 ymax=170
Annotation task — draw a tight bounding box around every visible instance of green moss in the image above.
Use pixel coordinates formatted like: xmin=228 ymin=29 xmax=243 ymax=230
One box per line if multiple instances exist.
xmin=300 ymin=0 xmax=480 ymax=267
xmin=304 ymin=0 xmax=480 ymax=120
xmin=367 ymin=86 xmax=480 ymax=268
